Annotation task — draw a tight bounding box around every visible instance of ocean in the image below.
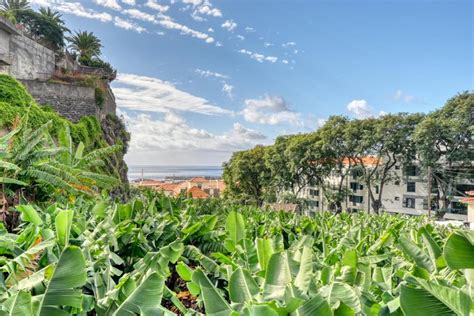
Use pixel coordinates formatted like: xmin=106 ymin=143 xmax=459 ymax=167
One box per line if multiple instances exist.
xmin=128 ymin=165 xmax=223 ymax=181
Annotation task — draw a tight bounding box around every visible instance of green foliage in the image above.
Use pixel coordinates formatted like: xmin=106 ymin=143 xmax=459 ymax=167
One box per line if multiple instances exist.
xmin=0 ymin=185 xmax=473 ymax=315
xmin=0 ymin=75 xmax=34 ymax=107
xmin=95 ymin=87 xmax=105 ymax=108
xmin=68 ymin=30 xmax=102 ymax=59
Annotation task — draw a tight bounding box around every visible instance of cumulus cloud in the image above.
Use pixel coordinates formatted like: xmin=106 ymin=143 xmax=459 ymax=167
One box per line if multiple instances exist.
xmin=346 ymin=99 xmax=372 ymax=119
xmin=236 ymin=35 xmax=245 ymax=40
xmin=113 ymin=73 xmax=232 ymax=115
xmin=242 ymin=95 xmax=303 ymax=126
xmin=195 ymin=69 xmax=228 ymax=79
xmin=145 ymin=0 xmax=170 ymax=12
xmin=121 ymin=111 xmax=266 ymax=155
xmin=282 ymin=59 xmax=289 ymax=64
xmin=95 ymin=0 xmax=121 ymax=10
xmin=122 ymin=0 xmax=135 ymax=5
xmin=221 ymin=19 xmax=237 ymax=31
xmin=208 ymin=27 xmax=214 ymax=32
xmin=239 ymin=49 xmax=278 ymax=63
xmin=245 ymin=26 xmax=255 ymax=32
xmin=114 ymin=17 xmax=146 ymax=32
xmin=222 ymin=83 xmax=233 ymax=98
xmin=196 ymin=5 xmax=222 ymax=17
xmin=394 ymin=90 xmax=415 ymax=102
xmin=52 ymin=2 xmax=113 ymax=22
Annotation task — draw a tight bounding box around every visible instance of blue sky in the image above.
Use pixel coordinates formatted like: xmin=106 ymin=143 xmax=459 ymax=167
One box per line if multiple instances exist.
xmin=33 ymin=0 xmax=473 ymax=165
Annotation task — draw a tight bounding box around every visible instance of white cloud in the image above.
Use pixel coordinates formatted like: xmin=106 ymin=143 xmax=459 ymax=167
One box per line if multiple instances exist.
xmin=113 ymin=73 xmax=232 ymax=115
xmin=282 ymin=59 xmax=289 ymax=64
xmin=196 ymin=5 xmax=222 ymax=17
xmin=122 ymin=0 xmax=135 ymax=5
xmin=121 ymin=111 xmax=266 ymax=157
xmin=222 ymin=83 xmax=233 ymax=98
xmin=347 ymin=99 xmax=372 ymax=119
xmin=182 ymin=0 xmax=202 ymax=6
xmin=54 ymin=2 xmax=113 ymax=22
xmin=242 ymin=95 xmax=303 ymax=126
xmin=221 ymin=19 xmax=237 ymax=31
xmin=157 ymin=16 xmax=214 ymax=43
xmin=215 ymin=41 xmax=223 ymax=47
xmin=282 ymin=41 xmax=296 ymax=47
xmin=122 ymin=8 xmax=157 ymax=23
xmin=145 ymin=0 xmax=170 ymax=12
xmin=394 ymin=89 xmax=415 ymax=102
xmin=208 ymin=27 xmax=214 ymax=32
xmin=245 ymin=26 xmax=255 ymax=32
xmin=264 ymin=42 xmax=273 ymax=47
xmin=195 ymin=69 xmax=228 ymax=79
xmin=239 ymin=49 xmax=278 ymax=63
xmin=236 ymin=35 xmax=245 ymax=40
xmin=95 ymin=0 xmax=121 ymax=10
xmin=114 ymin=17 xmax=146 ymax=32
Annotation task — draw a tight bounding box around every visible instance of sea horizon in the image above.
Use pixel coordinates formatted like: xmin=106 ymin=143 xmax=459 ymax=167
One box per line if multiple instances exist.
xmin=127 ymin=165 xmax=223 ymax=181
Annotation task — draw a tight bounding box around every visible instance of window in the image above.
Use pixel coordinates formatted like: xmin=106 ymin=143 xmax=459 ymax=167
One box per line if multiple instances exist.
xmin=375 ymin=185 xmax=379 ymax=194
xmin=394 ymin=196 xmax=400 ymax=201
xmin=407 ymin=182 xmax=416 ymax=192
xmin=395 ymin=180 xmax=400 ymax=185
xmin=395 ymin=165 xmax=400 ymax=170
xmin=403 ymin=197 xmax=416 ymax=208
xmin=349 ymin=195 xmax=364 ymax=204
xmin=405 ymin=165 xmax=418 ymax=177
xmin=309 ymin=189 xmax=319 ymax=196
xmin=350 ymin=182 xmax=363 ymax=191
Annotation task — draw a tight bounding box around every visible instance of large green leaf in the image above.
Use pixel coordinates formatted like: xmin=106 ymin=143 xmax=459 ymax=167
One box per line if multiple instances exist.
xmin=37 ymin=246 xmax=87 ymax=315
xmin=229 ymin=268 xmax=259 ymax=303
xmin=55 ymin=209 xmax=74 ymax=249
xmin=294 ymin=246 xmax=313 ymax=293
xmin=443 ymin=231 xmax=474 ymax=270
xmin=226 ymin=211 xmax=246 ymax=246
xmin=398 ymin=235 xmax=434 ymax=272
xmin=192 ymin=269 xmax=235 ymax=316
xmin=1 ymin=290 xmax=32 ymax=316
xmin=400 ymin=279 xmax=471 ymax=316
xmin=16 ymin=205 xmax=43 ymax=226
xmin=256 ymin=238 xmax=274 ymax=271
xmin=324 ymin=282 xmax=361 ymax=314
xmin=112 ymin=272 xmax=165 ymax=316
xmin=292 ymin=295 xmax=332 ymax=316
xmin=263 ymin=252 xmax=292 ymax=301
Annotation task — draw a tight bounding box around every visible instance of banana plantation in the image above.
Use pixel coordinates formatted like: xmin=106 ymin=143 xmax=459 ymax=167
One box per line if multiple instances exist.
xmin=0 ymin=191 xmax=473 ymax=315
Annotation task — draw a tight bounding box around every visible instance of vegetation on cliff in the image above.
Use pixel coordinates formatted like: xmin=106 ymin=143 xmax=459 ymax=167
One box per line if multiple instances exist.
xmin=0 ymin=75 xmax=129 ymax=191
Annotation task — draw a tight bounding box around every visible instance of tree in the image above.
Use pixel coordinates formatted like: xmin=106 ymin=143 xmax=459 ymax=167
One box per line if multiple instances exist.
xmin=414 ymin=92 xmax=474 ymax=211
xmin=16 ymin=9 xmax=66 ymax=50
xmin=0 ymin=0 xmax=29 ymax=19
xmin=223 ymin=145 xmax=273 ymax=206
xmin=68 ymin=30 xmax=103 ymax=60
xmin=318 ymin=116 xmax=355 ymax=212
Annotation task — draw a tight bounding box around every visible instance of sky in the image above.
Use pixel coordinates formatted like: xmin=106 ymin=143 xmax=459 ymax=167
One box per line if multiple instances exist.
xmin=32 ymin=0 xmax=473 ymax=166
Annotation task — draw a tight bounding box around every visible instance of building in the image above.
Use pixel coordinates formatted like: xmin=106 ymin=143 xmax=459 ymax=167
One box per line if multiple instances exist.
xmin=133 ymin=177 xmax=225 ymax=199
xmin=298 ymin=157 xmax=472 ymax=221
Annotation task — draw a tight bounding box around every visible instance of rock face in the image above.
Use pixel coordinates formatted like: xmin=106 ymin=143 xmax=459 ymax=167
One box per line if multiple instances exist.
xmin=21 ymin=80 xmax=99 ymax=122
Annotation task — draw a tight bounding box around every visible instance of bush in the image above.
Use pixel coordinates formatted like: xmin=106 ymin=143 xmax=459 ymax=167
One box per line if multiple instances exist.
xmin=0 ymin=75 xmax=34 ymax=107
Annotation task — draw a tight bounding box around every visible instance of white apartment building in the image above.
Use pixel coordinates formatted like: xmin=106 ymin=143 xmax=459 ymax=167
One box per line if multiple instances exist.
xmin=298 ymin=160 xmax=471 ymax=221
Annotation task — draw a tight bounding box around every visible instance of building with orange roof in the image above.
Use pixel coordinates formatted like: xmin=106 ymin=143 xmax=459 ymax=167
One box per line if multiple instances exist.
xmin=187 ymin=186 xmax=210 ymax=199
xmin=461 ymin=191 xmax=474 ymax=226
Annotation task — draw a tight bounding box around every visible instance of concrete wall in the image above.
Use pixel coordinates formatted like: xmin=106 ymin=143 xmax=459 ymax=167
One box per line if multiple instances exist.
xmin=9 ymin=34 xmax=55 ymax=80
xmin=21 ymin=80 xmax=99 ymax=122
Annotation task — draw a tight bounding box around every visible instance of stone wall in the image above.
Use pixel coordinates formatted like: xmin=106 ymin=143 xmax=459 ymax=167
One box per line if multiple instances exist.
xmin=21 ymin=80 xmax=99 ymax=122
xmin=9 ymin=33 xmax=55 ymax=80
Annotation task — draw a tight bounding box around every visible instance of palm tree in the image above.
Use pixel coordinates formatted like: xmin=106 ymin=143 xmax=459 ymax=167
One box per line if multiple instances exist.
xmin=39 ymin=6 xmax=69 ymax=33
xmin=67 ymin=30 xmax=102 ymax=60
xmin=0 ymin=0 xmax=29 ymax=12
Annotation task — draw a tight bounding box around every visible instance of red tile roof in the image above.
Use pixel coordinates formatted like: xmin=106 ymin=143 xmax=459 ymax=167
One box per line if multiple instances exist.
xmin=188 ymin=186 xmax=210 ymax=199
xmin=189 ymin=177 xmax=209 ymax=183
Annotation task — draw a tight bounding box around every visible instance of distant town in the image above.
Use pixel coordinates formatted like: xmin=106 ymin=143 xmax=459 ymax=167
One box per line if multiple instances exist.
xmin=132 ymin=176 xmax=226 ymax=199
